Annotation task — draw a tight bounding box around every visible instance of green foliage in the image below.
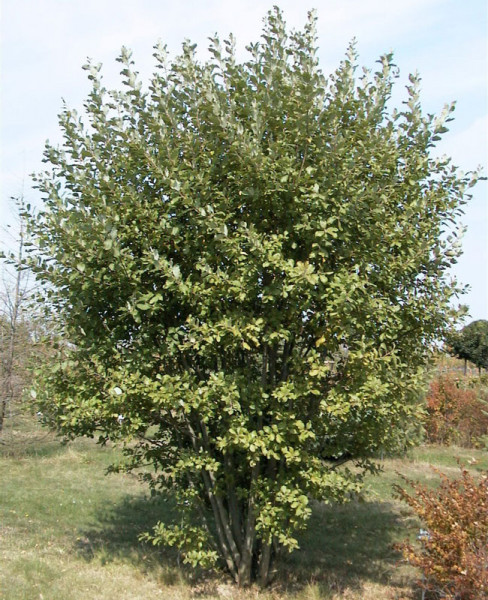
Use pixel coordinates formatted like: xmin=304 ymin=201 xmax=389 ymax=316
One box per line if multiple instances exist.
xmin=449 ymin=320 xmax=488 ymax=373
xmin=27 ymin=8 xmax=479 ymax=586
xmin=395 ymin=467 xmax=488 ymax=600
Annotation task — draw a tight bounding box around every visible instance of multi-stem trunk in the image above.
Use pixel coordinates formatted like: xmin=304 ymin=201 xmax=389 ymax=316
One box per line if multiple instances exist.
xmin=200 ymin=455 xmax=275 ymax=587
xmin=186 ymin=341 xmax=283 ymax=586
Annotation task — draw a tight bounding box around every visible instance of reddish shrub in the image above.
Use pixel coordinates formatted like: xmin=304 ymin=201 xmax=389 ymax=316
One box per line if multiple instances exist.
xmin=394 ymin=467 xmax=488 ymax=600
xmin=424 ymin=375 xmax=488 ymax=447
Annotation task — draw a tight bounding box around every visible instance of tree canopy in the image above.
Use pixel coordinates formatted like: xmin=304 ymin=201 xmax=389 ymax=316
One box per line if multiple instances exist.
xmin=449 ymin=320 xmax=488 ymax=374
xmin=28 ymin=8 xmax=479 ymax=586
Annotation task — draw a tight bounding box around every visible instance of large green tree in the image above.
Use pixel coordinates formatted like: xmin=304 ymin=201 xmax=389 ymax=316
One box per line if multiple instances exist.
xmin=449 ymin=320 xmax=488 ymax=374
xmin=29 ymin=9 xmax=479 ymax=586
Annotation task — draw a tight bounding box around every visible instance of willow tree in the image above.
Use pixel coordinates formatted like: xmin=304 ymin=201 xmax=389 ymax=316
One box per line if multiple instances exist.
xmin=29 ymin=8 xmax=478 ymax=586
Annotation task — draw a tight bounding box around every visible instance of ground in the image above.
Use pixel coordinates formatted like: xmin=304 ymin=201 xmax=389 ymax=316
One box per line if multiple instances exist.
xmin=1 ymin=412 xmax=487 ymax=600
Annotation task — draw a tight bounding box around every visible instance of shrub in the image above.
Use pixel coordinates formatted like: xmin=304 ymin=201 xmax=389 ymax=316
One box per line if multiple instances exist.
xmin=394 ymin=467 xmax=488 ymax=600
xmin=26 ymin=6 xmax=481 ymax=586
xmin=424 ymin=375 xmax=488 ymax=447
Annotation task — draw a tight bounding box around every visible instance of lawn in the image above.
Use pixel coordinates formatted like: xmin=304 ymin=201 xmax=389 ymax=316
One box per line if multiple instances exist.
xmin=1 ymin=415 xmax=487 ymax=600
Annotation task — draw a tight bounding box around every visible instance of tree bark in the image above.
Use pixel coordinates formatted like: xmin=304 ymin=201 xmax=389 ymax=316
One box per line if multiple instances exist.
xmin=225 ymin=454 xmax=243 ymax=551
xmin=198 ymin=421 xmax=242 ymax=568
xmin=185 ymin=417 xmax=239 ymax=579
xmin=237 ymin=462 xmax=260 ymax=587
xmin=258 ymin=540 xmax=272 ymax=587
xmin=201 ymin=468 xmax=239 ymax=580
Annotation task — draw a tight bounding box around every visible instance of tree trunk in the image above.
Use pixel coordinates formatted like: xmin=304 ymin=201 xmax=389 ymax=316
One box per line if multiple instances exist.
xmin=201 ymin=468 xmax=239 ymax=580
xmin=257 ymin=540 xmax=273 ymax=587
xmin=237 ymin=518 xmax=255 ymax=587
xmin=225 ymin=454 xmax=243 ymax=551
xmin=237 ymin=462 xmax=260 ymax=587
xmin=0 ymin=397 xmax=7 ymax=434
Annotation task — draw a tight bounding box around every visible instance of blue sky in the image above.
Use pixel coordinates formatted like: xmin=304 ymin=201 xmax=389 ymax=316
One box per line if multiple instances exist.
xmin=1 ymin=0 xmax=487 ymax=320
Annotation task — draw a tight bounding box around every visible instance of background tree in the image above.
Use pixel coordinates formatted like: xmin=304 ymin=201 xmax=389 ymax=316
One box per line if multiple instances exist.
xmin=0 ymin=198 xmax=54 ymax=445
xmin=449 ymin=320 xmax=488 ymax=375
xmin=28 ymin=8 xmax=480 ymax=586
xmin=0 ymin=200 xmax=39 ymax=436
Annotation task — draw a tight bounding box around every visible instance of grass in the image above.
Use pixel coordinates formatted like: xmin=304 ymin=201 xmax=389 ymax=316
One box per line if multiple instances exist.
xmin=1 ymin=414 xmax=487 ymax=600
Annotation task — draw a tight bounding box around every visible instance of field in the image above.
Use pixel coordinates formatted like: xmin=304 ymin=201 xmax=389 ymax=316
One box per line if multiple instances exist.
xmin=1 ymin=415 xmax=487 ymax=600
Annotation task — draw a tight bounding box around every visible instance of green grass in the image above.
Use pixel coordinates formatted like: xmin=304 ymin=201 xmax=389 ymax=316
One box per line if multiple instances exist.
xmin=1 ymin=416 xmax=487 ymax=600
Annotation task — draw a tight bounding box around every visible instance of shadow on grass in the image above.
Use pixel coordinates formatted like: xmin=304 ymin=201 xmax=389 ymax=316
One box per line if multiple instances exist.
xmin=75 ymin=492 xmax=412 ymax=596
xmin=74 ymin=492 xmax=199 ymax=587
xmin=276 ymin=500 xmax=412 ymax=597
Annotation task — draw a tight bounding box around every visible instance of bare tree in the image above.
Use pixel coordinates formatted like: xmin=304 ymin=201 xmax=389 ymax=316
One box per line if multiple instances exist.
xmin=0 ymin=199 xmax=36 ymax=435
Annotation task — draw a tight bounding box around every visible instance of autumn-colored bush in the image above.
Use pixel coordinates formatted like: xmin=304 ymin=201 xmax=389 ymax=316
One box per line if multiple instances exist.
xmin=424 ymin=375 xmax=488 ymax=447
xmin=394 ymin=467 xmax=488 ymax=600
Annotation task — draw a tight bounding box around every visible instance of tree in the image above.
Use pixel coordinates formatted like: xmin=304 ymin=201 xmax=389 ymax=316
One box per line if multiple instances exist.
xmin=449 ymin=320 xmax=488 ymax=375
xmin=28 ymin=8 xmax=480 ymax=586
xmin=0 ymin=200 xmax=39 ymax=436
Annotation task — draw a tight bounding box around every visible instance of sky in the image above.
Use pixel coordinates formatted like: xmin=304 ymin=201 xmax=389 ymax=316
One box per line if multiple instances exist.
xmin=1 ymin=0 xmax=487 ymax=320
